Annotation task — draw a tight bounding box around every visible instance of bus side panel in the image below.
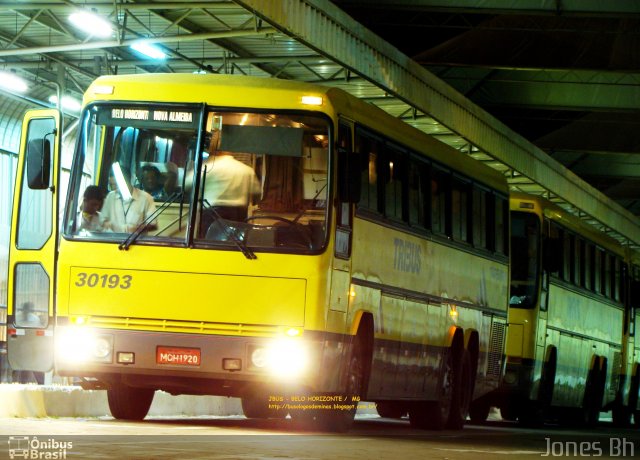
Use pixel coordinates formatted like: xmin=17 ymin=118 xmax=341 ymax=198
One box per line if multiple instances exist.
xmin=350 ymin=217 xmax=508 ymax=401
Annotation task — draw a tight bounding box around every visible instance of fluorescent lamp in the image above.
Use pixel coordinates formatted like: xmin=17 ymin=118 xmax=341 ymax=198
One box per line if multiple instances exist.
xmin=111 ymin=163 xmax=132 ymax=202
xmin=130 ymin=42 xmax=167 ymax=60
xmin=68 ymin=11 xmax=113 ymax=38
xmin=49 ymin=95 xmax=81 ymax=112
xmin=0 ymin=72 xmax=28 ymax=93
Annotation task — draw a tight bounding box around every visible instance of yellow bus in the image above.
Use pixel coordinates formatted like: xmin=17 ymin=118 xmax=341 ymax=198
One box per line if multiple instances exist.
xmin=7 ymin=74 xmax=508 ymax=430
xmin=497 ymin=192 xmax=627 ymax=426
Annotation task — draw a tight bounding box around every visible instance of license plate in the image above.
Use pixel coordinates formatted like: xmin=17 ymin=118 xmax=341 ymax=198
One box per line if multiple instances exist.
xmin=156 ymin=347 xmax=201 ymax=366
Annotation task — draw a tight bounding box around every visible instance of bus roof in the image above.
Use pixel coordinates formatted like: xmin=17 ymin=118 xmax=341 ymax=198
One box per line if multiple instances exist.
xmin=511 ymin=192 xmax=625 ymax=256
xmin=85 ymin=73 xmax=507 ymax=193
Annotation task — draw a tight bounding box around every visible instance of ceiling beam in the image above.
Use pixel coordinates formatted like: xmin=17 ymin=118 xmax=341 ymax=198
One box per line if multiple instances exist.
xmin=0 ymin=3 xmax=243 ymax=12
xmin=0 ymin=28 xmax=276 ymax=58
xmin=0 ymin=55 xmax=328 ymax=68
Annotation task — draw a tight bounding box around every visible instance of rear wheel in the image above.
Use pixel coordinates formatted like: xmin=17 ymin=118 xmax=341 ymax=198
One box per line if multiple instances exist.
xmin=447 ymin=349 xmax=472 ymax=429
xmin=107 ymin=383 xmax=155 ymax=421
xmin=582 ymin=358 xmax=605 ymax=427
xmin=469 ymin=400 xmax=491 ymax=423
xmin=409 ymin=348 xmax=462 ymax=430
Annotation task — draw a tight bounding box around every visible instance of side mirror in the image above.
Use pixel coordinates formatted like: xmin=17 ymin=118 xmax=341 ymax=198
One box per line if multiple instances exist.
xmin=337 ymin=147 xmax=360 ymax=203
xmin=26 ymin=136 xmax=52 ymax=189
xmin=543 ymin=237 xmax=561 ymax=273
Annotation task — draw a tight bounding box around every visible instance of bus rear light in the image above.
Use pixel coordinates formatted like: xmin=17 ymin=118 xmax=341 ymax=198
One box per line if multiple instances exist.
xmin=223 ymin=358 xmax=242 ymax=371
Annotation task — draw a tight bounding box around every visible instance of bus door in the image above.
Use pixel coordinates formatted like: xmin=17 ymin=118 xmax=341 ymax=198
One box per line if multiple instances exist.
xmin=7 ymin=109 xmax=61 ymax=374
xmin=330 ymin=122 xmax=354 ymax=315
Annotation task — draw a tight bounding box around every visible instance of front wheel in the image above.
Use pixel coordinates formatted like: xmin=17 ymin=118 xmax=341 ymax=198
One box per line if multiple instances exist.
xmin=299 ymin=338 xmax=364 ymax=432
xmin=376 ymin=401 xmax=406 ymax=418
xmin=107 ymin=383 xmax=155 ymax=421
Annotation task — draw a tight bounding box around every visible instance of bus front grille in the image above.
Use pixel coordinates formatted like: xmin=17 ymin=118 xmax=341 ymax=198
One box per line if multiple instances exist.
xmin=84 ymin=315 xmax=282 ymax=337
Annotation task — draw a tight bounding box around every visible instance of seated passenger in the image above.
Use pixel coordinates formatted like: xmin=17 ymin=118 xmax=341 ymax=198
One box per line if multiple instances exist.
xmin=140 ymin=164 xmax=167 ymax=200
xmin=102 ymin=164 xmax=157 ymax=233
xmin=77 ymin=185 xmax=106 ymax=232
xmin=141 ymin=163 xmax=182 ymax=201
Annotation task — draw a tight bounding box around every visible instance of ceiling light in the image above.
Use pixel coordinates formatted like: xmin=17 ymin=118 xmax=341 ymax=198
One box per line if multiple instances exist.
xmin=48 ymin=95 xmax=82 ymax=112
xmin=130 ymin=42 xmax=167 ymax=60
xmin=0 ymin=72 xmax=28 ymax=93
xmin=68 ymin=11 xmax=113 ymax=38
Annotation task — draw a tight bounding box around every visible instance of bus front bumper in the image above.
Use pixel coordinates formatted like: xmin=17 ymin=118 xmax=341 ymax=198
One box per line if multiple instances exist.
xmin=54 ymin=326 xmax=322 ymax=396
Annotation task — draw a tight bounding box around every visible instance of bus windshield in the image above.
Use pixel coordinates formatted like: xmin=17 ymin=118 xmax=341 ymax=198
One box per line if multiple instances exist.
xmin=64 ymin=103 xmax=330 ymax=253
xmin=510 ymin=211 xmax=540 ymax=309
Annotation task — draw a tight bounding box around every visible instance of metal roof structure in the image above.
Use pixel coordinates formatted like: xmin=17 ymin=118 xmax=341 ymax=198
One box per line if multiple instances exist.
xmin=0 ymin=0 xmax=638 ymax=249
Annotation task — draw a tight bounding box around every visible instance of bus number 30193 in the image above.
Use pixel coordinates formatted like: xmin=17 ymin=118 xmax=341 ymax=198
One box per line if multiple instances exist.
xmin=75 ymin=272 xmax=132 ymax=289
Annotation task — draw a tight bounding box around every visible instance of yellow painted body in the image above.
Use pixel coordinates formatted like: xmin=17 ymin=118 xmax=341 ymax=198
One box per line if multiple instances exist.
xmin=10 ymin=74 xmax=509 ymax=404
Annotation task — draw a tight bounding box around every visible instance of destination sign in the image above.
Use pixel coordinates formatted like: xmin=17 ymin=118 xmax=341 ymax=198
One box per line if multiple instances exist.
xmin=97 ymin=106 xmax=198 ymax=129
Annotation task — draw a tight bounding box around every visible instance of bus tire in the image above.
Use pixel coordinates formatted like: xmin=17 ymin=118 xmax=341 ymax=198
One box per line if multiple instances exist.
xmin=376 ymin=401 xmax=406 ymax=418
xmin=500 ymin=404 xmax=519 ymax=421
xmin=582 ymin=357 xmax=605 ymax=427
xmin=302 ymin=335 xmax=364 ymax=432
xmin=469 ymin=400 xmax=491 ymax=423
xmin=409 ymin=345 xmax=458 ymax=430
xmin=107 ymin=383 xmax=154 ymax=421
xmin=612 ymin=404 xmax=632 ymax=427
xmin=241 ymin=394 xmax=280 ymax=419
xmin=447 ymin=349 xmax=472 ymax=429
xmin=626 ymin=367 xmax=640 ymax=428
xmin=521 ymin=349 xmax=556 ymax=426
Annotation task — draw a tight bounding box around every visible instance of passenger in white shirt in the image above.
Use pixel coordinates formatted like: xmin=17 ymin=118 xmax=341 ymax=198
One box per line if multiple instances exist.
xmin=186 ymin=130 xmax=261 ymax=235
xmin=102 ymin=165 xmax=157 ymax=233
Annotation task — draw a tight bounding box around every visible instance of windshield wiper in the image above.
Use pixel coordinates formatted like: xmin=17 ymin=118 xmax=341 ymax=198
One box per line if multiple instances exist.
xmin=119 ymin=191 xmax=182 ymax=250
xmin=292 ymin=181 xmax=327 ymax=224
xmin=203 ymin=200 xmax=257 ymax=260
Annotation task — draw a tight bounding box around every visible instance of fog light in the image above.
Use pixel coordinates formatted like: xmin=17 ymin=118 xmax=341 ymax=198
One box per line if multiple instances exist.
xmin=223 ymin=358 xmax=242 ymax=371
xmin=251 ymin=348 xmax=268 ymax=368
xmin=93 ymin=337 xmax=111 ymax=359
xmin=117 ymin=352 xmax=135 ymax=364
xmin=56 ymin=328 xmax=112 ymax=363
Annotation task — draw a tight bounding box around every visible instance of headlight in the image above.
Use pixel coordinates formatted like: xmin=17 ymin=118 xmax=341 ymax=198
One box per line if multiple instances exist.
xmin=250 ymin=339 xmax=308 ymax=378
xmin=56 ymin=328 xmax=113 ymax=363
